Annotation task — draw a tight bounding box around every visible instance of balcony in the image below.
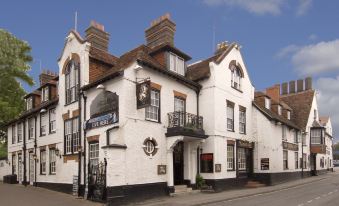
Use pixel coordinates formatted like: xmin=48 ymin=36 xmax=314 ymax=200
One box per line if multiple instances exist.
xmin=166 ymin=112 xmax=207 ymax=138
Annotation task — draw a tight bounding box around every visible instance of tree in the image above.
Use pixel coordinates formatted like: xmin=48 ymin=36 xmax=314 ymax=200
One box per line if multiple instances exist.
xmin=0 ymin=29 xmax=34 ymax=157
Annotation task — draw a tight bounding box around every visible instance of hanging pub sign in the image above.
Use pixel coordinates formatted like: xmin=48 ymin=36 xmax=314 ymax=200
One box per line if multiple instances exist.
xmin=136 ymin=80 xmax=151 ymax=109
xmin=85 ymin=91 xmax=119 ymax=130
xmin=282 ymin=141 xmax=299 ymax=151
xmin=200 ymin=153 xmax=214 ymax=173
xmin=261 ymin=158 xmax=269 ymax=170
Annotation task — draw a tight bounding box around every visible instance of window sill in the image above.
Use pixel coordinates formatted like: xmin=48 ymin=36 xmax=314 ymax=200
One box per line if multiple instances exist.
xmin=227 ymin=129 xmax=235 ymax=132
xmin=64 ymin=100 xmax=78 ymax=106
xmin=40 ymin=173 xmax=46 ymax=176
xmin=49 ymin=131 xmax=56 ymax=134
xmin=227 ymin=169 xmax=235 ymax=172
xmin=231 ymin=86 xmax=243 ymax=93
xmin=239 ymin=132 xmax=246 ymax=135
xmin=40 ymin=134 xmax=46 ymax=137
xmin=145 ymin=119 xmax=161 ymax=124
xmin=49 ymin=173 xmax=56 ymax=175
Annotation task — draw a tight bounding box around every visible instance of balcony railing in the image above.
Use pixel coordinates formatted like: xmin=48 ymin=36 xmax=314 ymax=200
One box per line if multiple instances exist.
xmin=166 ymin=112 xmax=206 ymax=138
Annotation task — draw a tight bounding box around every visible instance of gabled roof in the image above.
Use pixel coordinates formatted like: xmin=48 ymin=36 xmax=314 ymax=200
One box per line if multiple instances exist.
xmin=82 ymin=44 xmax=201 ymax=91
xmin=24 ymin=90 xmax=41 ymax=98
xmin=253 ymin=101 xmax=301 ymax=130
xmin=89 ymin=47 xmax=118 ymax=66
xmin=186 ymin=43 xmax=237 ymax=82
xmin=149 ymin=43 xmax=191 ymax=60
xmin=280 ymin=90 xmax=315 ymax=130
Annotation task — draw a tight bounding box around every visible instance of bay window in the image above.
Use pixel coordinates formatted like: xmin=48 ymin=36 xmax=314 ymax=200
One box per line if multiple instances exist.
xmin=311 ymin=128 xmax=322 ymax=144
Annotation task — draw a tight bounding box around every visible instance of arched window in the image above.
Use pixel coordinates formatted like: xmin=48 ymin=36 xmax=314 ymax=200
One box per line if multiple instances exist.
xmin=231 ymin=65 xmax=242 ymax=90
xmin=65 ymin=60 xmax=79 ymax=104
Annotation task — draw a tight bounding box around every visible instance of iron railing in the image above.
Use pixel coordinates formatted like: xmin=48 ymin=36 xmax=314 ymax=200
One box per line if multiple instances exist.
xmin=168 ymin=111 xmax=203 ymax=130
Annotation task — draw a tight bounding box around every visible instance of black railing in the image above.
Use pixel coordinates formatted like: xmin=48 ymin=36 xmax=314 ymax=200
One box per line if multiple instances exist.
xmin=168 ymin=111 xmax=203 ymax=130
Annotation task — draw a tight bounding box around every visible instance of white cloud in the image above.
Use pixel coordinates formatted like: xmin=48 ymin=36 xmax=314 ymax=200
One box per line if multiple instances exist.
xmin=308 ymin=34 xmax=317 ymax=41
xmin=297 ymin=0 xmax=312 ymax=16
xmin=315 ymin=76 xmax=339 ymax=140
xmin=203 ymin=0 xmax=285 ymax=15
xmin=276 ymin=44 xmax=299 ymax=59
xmin=277 ymin=40 xmax=339 ymax=76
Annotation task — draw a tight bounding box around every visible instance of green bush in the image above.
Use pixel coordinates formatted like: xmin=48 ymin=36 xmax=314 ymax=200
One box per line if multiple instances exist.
xmin=196 ymin=174 xmax=205 ymax=189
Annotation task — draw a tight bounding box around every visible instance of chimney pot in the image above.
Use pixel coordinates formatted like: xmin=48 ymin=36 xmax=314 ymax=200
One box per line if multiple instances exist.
xmin=289 ymin=81 xmax=296 ymax=94
xmin=297 ymin=79 xmax=304 ymax=92
xmin=305 ymin=77 xmax=312 ymax=90
xmin=281 ymin=82 xmax=288 ymax=95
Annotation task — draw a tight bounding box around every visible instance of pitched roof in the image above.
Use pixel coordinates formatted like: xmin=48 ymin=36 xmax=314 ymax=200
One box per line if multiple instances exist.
xmin=82 ymin=44 xmax=201 ymax=91
xmin=186 ymin=43 xmax=236 ymax=82
xmin=89 ymin=47 xmax=118 ymax=66
xmin=253 ymin=101 xmax=301 ymax=130
xmin=280 ymin=90 xmax=315 ymax=130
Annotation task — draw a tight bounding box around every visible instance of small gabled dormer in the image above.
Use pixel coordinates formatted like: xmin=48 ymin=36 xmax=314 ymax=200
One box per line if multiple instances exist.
xmin=38 ymin=70 xmax=58 ymax=103
xmin=265 ymin=97 xmax=271 ymax=110
xmin=145 ymin=13 xmax=191 ymax=76
xmin=24 ymin=91 xmax=40 ymax=111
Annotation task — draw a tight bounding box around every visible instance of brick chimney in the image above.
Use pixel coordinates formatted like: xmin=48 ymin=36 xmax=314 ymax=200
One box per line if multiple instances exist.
xmin=85 ymin=21 xmax=110 ymax=51
xmin=266 ymin=84 xmax=280 ymax=103
xmin=39 ymin=70 xmax=57 ymax=86
xmin=289 ymin=81 xmax=296 ymax=94
xmin=145 ymin=13 xmax=176 ymax=48
xmin=281 ymin=82 xmax=288 ymax=95
xmin=297 ymin=79 xmax=304 ymax=92
xmin=305 ymin=77 xmax=312 ymax=90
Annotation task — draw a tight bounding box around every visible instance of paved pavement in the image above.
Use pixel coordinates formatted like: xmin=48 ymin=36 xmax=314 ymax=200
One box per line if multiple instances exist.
xmin=138 ymin=168 xmax=339 ymax=206
xmin=0 ymin=183 xmax=103 ymax=206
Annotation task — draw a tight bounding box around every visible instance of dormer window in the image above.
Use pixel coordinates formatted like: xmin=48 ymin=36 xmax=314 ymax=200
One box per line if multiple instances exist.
xmin=287 ymin=111 xmax=291 ymax=120
xmin=231 ymin=65 xmax=242 ymax=91
xmin=42 ymin=86 xmax=49 ymax=102
xmin=265 ymin=97 xmax=271 ymax=110
xmin=169 ymin=52 xmax=185 ymax=76
xmin=278 ymin=105 xmax=282 ymax=115
xmin=26 ymin=97 xmax=33 ymax=110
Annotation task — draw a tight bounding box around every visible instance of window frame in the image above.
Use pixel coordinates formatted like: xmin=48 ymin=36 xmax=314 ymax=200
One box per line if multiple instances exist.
xmin=42 ymin=86 xmax=49 ymax=102
xmin=311 ymin=129 xmax=322 ymax=144
xmin=231 ymin=65 xmax=242 ymax=91
xmin=49 ymin=108 xmax=56 ymax=134
xmin=12 ymin=154 xmax=16 ymax=175
xmin=64 ymin=117 xmax=80 ymax=155
xmin=295 ymin=152 xmax=298 ymax=169
xmin=40 ymin=150 xmax=46 ymax=175
xmin=145 ymin=89 xmax=161 ymax=122
xmin=227 ymin=145 xmax=235 ymax=171
xmin=28 ymin=117 xmax=34 ymax=139
xmin=168 ymin=52 xmax=185 ymax=76
xmin=49 ymin=148 xmax=56 ymax=174
xmin=12 ymin=125 xmax=16 ymax=144
xmin=65 ymin=60 xmax=79 ymax=105
xmin=89 ymin=142 xmax=99 ymax=168
xmin=265 ymin=98 xmax=271 ymax=110
xmin=237 ymin=147 xmax=246 ymax=171
xmin=282 ymin=125 xmax=287 ymax=141
xmin=283 ymin=150 xmax=288 ymax=170
xmin=239 ymin=108 xmax=246 ymax=134
xmin=227 ymin=101 xmax=234 ymax=132
xmin=17 ymin=122 xmax=23 ymax=143
xmin=40 ymin=112 xmax=47 ymax=136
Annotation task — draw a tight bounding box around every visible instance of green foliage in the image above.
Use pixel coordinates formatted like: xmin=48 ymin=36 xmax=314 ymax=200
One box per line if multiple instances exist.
xmin=196 ymin=174 xmax=205 ymax=189
xmin=0 ymin=29 xmax=34 ymax=143
xmin=0 ymin=142 xmax=7 ymax=158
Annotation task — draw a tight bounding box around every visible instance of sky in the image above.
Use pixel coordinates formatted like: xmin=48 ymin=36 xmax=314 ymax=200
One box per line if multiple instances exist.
xmin=1 ymin=0 xmax=338 ymax=140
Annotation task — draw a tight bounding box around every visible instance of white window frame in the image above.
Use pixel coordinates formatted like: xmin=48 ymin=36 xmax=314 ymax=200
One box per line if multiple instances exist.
xmin=169 ymin=52 xmax=185 ymax=76
xmin=65 ymin=120 xmax=72 ymax=154
xmin=40 ymin=112 xmax=47 ymax=136
xmin=42 ymin=86 xmax=49 ymax=102
xmin=227 ymin=104 xmax=234 ymax=131
xmin=265 ymin=98 xmax=271 ymax=110
xmin=26 ymin=97 xmax=33 ymax=110
xmin=64 ymin=118 xmax=80 ymax=155
xmin=239 ymin=110 xmax=246 ymax=134
xmin=146 ymin=90 xmax=160 ymax=122
xmin=89 ymin=142 xmax=99 ymax=168
xmin=49 ymin=149 xmax=56 ymax=174
xmin=49 ymin=108 xmax=56 ymax=133
xmin=231 ymin=66 xmax=242 ymax=90
xmin=238 ymin=148 xmax=246 ymax=170
xmin=12 ymin=125 xmax=16 ymax=144
xmin=17 ymin=123 xmax=22 ymax=143
xmin=278 ymin=105 xmax=282 ymax=115
xmin=28 ymin=118 xmax=34 ymax=139
xmin=282 ymin=125 xmax=287 ymax=141
xmin=65 ymin=61 xmax=79 ymax=104
xmin=311 ymin=129 xmax=322 ymax=144
xmin=227 ymin=145 xmax=234 ymax=170
xmin=40 ymin=150 xmax=46 ymax=175
xmin=283 ymin=150 xmax=288 ymax=170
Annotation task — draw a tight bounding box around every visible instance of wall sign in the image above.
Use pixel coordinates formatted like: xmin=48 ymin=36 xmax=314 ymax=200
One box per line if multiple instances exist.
xmin=282 ymin=142 xmax=299 ymax=151
xmin=215 ymin=164 xmax=221 ymax=172
xmin=261 ymin=158 xmax=269 ymax=170
xmin=200 ymin=153 xmax=213 ymax=173
xmin=157 ymin=165 xmax=166 ymax=175
xmin=237 ymin=140 xmax=253 ymax=148
xmin=136 ymin=80 xmax=151 ymax=109
xmin=90 ymin=91 xmax=119 ymax=118
xmin=85 ymin=112 xmax=118 ymax=130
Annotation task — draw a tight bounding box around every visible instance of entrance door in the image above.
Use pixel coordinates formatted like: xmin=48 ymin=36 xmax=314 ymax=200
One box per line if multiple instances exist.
xmin=310 ymin=154 xmax=317 ymax=175
xmin=237 ymin=148 xmax=253 ymax=178
xmin=29 ymin=153 xmax=34 ymax=185
xmin=173 ymin=142 xmax=184 ymax=185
